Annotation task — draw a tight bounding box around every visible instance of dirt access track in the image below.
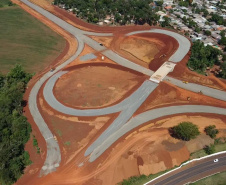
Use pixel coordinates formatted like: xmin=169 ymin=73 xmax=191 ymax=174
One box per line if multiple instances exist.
xmin=14 ymin=0 xmax=226 ymax=185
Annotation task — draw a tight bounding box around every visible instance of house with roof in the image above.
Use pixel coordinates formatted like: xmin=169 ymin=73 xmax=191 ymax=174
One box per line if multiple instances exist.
xmin=165 ymin=5 xmax=172 ymax=10
xmin=212 ymin=32 xmax=222 ymax=40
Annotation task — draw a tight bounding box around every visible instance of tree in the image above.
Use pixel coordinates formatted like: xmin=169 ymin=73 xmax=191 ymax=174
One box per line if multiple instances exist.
xmin=0 ymin=65 xmax=32 ymax=185
xmin=204 ymin=144 xmax=215 ymax=155
xmin=187 ymin=41 xmax=221 ymax=73
xmin=171 ymin=122 xmax=200 ymax=141
xmin=204 ymin=125 xmax=219 ymax=139
xmin=204 ymin=30 xmax=211 ymax=36
xmin=220 ymin=62 xmax=226 ymax=79
xmin=155 ymin=1 xmax=163 ymax=6
xmin=195 ymin=26 xmax=201 ymax=33
xmin=219 ymin=36 xmax=226 ymax=46
xmin=161 ymin=16 xmax=171 ymax=27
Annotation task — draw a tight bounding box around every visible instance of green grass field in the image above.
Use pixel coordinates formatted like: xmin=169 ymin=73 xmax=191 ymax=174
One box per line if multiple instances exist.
xmin=190 ymin=171 xmax=226 ymax=185
xmin=0 ymin=6 xmax=65 ymax=73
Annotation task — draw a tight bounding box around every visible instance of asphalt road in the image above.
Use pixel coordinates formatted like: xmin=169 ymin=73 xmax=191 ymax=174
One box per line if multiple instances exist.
xmin=19 ymin=0 xmax=226 ymax=176
xmin=147 ymin=154 xmax=226 ymax=185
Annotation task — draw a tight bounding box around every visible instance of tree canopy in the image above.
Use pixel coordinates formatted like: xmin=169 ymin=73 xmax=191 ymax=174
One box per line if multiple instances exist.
xmin=171 ymin=122 xmax=200 ymax=141
xmin=187 ymin=41 xmax=221 ymax=73
xmin=208 ymin=13 xmax=226 ymax=26
xmin=220 ymin=62 xmax=226 ymax=78
xmin=0 ymin=65 xmax=32 ymax=185
xmin=53 ymin=0 xmax=160 ymax=25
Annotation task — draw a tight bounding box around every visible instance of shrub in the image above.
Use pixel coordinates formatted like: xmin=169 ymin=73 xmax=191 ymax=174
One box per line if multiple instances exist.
xmin=204 ymin=125 xmax=219 ymax=139
xmin=171 ymin=122 xmax=200 ymax=141
xmin=204 ymin=144 xmax=215 ymax=155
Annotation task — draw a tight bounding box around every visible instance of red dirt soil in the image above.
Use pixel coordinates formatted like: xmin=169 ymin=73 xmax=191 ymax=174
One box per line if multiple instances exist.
xmin=135 ymin=81 xmax=226 ymax=116
xmin=109 ymin=32 xmax=179 ymax=69
xmin=54 ymin=63 xmax=146 ymax=109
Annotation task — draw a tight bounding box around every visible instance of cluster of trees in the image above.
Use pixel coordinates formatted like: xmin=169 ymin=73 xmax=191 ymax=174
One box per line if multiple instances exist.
xmin=171 ymin=122 xmax=222 ymax=156
xmin=192 ymin=8 xmax=209 ymax=17
xmin=208 ymin=13 xmax=226 ymax=26
xmin=187 ymin=41 xmax=221 ymax=73
xmin=0 ymin=65 xmax=32 ymax=185
xmin=53 ymin=0 xmax=161 ymax=25
xmin=203 ymin=125 xmax=220 ymax=155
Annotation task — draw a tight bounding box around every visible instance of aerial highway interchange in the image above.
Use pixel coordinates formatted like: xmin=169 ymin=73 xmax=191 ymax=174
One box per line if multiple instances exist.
xmin=18 ymin=0 xmax=226 ymax=184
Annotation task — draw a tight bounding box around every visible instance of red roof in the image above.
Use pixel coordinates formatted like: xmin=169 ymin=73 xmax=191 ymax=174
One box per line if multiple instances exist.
xmin=165 ymin=6 xmax=172 ymax=10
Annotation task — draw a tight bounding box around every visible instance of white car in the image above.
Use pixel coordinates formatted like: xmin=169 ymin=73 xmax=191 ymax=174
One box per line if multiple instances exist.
xmin=214 ymin=159 xmax=219 ymax=163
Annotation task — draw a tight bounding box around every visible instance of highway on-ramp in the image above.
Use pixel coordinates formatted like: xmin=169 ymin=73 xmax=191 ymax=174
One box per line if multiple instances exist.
xmin=18 ymin=0 xmax=226 ymax=177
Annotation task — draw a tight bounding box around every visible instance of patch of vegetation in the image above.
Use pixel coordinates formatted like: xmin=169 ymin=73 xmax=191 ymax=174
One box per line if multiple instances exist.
xmin=219 ymin=62 xmax=226 ymax=79
xmin=118 ymin=167 xmax=178 ymax=185
xmin=189 ymin=171 xmax=226 ymax=185
xmin=204 ymin=125 xmax=219 ymax=139
xmin=0 ymin=65 xmax=32 ymax=185
xmin=56 ymin=129 xmax=62 ymax=137
xmin=170 ymin=122 xmax=200 ymax=141
xmin=53 ymin=0 xmax=160 ymax=25
xmin=191 ymin=141 xmax=226 ymax=159
xmin=0 ymin=0 xmax=14 ymax=7
xmin=32 ymin=135 xmax=40 ymax=154
xmin=187 ymin=41 xmax=222 ymax=75
xmin=204 ymin=144 xmax=215 ymax=155
xmin=208 ymin=13 xmax=226 ymax=26
xmin=0 ymin=6 xmax=65 ymax=73
xmin=64 ymin=141 xmax=71 ymax=146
